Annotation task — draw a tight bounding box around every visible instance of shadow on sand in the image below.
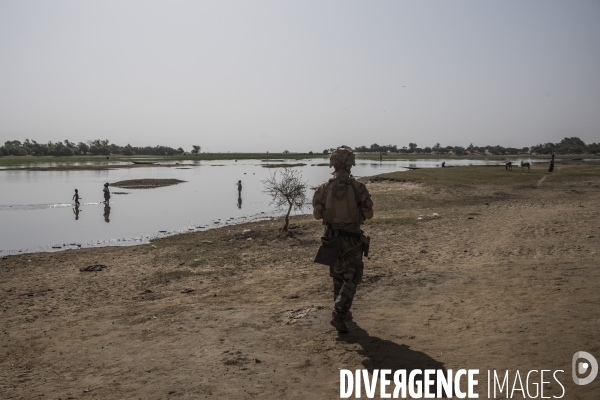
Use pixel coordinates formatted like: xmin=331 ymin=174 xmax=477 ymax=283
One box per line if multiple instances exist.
xmin=336 ymin=322 xmax=450 ymax=396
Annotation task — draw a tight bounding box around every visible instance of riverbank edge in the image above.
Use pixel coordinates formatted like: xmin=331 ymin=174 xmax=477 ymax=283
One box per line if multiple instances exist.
xmin=1 ymin=153 xmax=599 ymax=168
xmin=2 ymin=161 xmax=598 ymax=257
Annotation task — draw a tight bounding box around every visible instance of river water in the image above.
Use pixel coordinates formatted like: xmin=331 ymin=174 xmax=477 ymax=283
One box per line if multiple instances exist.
xmin=0 ymin=157 xmax=532 ymax=253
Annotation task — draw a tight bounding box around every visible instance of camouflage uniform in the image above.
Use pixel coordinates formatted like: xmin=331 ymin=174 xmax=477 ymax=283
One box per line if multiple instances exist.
xmin=313 ymin=148 xmax=374 ymax=332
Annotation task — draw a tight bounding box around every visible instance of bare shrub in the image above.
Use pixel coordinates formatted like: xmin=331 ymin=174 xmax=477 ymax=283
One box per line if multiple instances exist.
xmin=262 ymin=168 xmax=308 ymax=232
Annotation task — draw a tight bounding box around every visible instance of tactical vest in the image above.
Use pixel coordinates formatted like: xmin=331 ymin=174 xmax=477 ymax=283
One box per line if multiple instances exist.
xmin=322 ymin=177 xmax=364 ymax=230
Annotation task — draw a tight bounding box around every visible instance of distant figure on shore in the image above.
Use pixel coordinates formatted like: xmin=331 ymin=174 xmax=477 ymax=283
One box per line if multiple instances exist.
xmin=72 ymin=189 xmax=81 ymax=205
xmin=103 ymin=183 xmax=111 ymax=204
xmin=237 ymin=180 xmax=242 ymax=194
xmin=73 ymin=204 xmax=81 ymax=220
xmin=441 ymin=161 xmax=446 ymax=168
xmin=237 ymin=194 xmax=242 ymax=209
xmin=521 ymin=161 xmax=531 ymax=173
xmin=548 ymin=154 xmax=555 ymax=172
xmin=103 ymin=203 xmax=111 ymax=223
xmin=505 ymin=162 xmax=512 ymax=171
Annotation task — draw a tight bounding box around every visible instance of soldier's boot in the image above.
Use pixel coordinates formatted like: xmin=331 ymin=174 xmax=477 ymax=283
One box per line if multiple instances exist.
xmin=330 ymin=311 xmax=349 ymax=333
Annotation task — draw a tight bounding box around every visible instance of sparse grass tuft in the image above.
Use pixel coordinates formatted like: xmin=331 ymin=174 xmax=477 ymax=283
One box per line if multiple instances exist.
xmin=151 ymin=270 xmax=198 ymax=284
xmin=370 ymin=163 xmax=600 ymax=187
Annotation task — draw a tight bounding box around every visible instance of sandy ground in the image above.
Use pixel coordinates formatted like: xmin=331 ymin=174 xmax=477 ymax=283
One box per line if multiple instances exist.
xmin=1 ymin=165 xmax=599 ymax=399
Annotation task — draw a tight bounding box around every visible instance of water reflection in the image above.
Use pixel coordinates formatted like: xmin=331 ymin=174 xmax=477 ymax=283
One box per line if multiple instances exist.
xmin=73 ymin=204 xmax=81 ymax=220
xmin=1 ymin=157 xmax=580 ymax=253
xmin=0 ymin=203 xmax=73 ymax=211
xmin=103 ymin=203 xmax=111 ymax=223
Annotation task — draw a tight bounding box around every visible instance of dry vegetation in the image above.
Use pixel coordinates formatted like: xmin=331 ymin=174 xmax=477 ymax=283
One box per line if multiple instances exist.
xmin=2 ymin=164 xmax=198 ymax=172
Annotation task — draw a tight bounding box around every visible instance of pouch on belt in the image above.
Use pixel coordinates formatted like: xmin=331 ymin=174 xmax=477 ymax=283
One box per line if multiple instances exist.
xmin=361 ymin=235 xmax=371 ymax=258
xmin=314 ymin=236 xmax=341 ymax=267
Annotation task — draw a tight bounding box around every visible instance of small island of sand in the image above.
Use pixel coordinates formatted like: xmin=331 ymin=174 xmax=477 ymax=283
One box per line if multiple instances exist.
xmin=110 ymin=178 xmax=186 ymax=189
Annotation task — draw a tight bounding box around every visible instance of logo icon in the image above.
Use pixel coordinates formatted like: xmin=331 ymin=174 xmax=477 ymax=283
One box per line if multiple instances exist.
xmin=572 ymin=351 xmax=598 ymax=385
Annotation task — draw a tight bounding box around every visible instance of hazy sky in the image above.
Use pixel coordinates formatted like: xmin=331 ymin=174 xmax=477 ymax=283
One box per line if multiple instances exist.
xmin=1 ymin=1 xmax=599 ymax=152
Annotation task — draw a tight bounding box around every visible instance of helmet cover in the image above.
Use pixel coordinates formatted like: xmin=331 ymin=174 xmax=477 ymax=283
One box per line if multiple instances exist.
xmin=329 ymin=147 xmax=355 ymax=169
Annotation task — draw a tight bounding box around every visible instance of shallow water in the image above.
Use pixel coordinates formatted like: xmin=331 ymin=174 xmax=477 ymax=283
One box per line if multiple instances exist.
xmin=0 ymin=157 xmax=532 ymax=253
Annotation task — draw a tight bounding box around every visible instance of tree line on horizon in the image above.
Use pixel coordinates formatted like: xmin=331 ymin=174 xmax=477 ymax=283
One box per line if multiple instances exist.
xmin=0 ymin=139 xmax=202 ymax=157
xmin=0 ymin=137 xmax=598 ymax=157
xmin=338 ymin=137 xmax=599 ymax=155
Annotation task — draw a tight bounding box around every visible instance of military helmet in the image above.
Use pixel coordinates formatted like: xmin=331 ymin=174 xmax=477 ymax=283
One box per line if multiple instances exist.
xmin=329 ymin=147 xmax=355 ymax=169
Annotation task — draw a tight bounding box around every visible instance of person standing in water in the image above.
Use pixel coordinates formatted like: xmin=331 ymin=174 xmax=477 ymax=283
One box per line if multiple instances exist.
xmin=236 ymin=180 xmax=243 ymax=208
xmin=72 ymin=189 xmax=81 ymax=205
xmin=103 ymin=183 xmax=111 ymax=204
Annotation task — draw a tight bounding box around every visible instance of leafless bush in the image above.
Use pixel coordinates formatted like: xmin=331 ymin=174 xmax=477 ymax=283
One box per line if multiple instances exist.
xmin=262 ymin=168 xmax=308 ymax=232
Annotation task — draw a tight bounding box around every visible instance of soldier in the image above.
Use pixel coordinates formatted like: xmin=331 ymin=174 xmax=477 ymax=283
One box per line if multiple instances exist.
xmin=313 ymin=147 xmax=374 ymax=333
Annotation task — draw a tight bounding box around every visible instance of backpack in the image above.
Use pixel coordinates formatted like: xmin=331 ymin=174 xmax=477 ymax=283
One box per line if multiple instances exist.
xmin=322 ymin=177 xmax=363 ymax=228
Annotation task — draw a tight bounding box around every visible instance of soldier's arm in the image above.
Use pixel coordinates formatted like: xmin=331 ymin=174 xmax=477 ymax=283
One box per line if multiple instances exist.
xmin=312 ymin=185 xmax=326 ymax=220
xmin=358 ymin=183 xmax=374 ymax=220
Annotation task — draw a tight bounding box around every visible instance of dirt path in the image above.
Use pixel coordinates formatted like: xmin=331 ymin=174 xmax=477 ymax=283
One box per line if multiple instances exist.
xmin=536 ymin=175 xmax=547 ymax=186
xmin=1 ymin=166 xmax=599 ymax=399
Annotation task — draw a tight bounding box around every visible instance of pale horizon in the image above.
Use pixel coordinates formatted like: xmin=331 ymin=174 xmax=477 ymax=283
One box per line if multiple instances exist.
xmin=1 ymin=1 xmax=599 ymax=153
